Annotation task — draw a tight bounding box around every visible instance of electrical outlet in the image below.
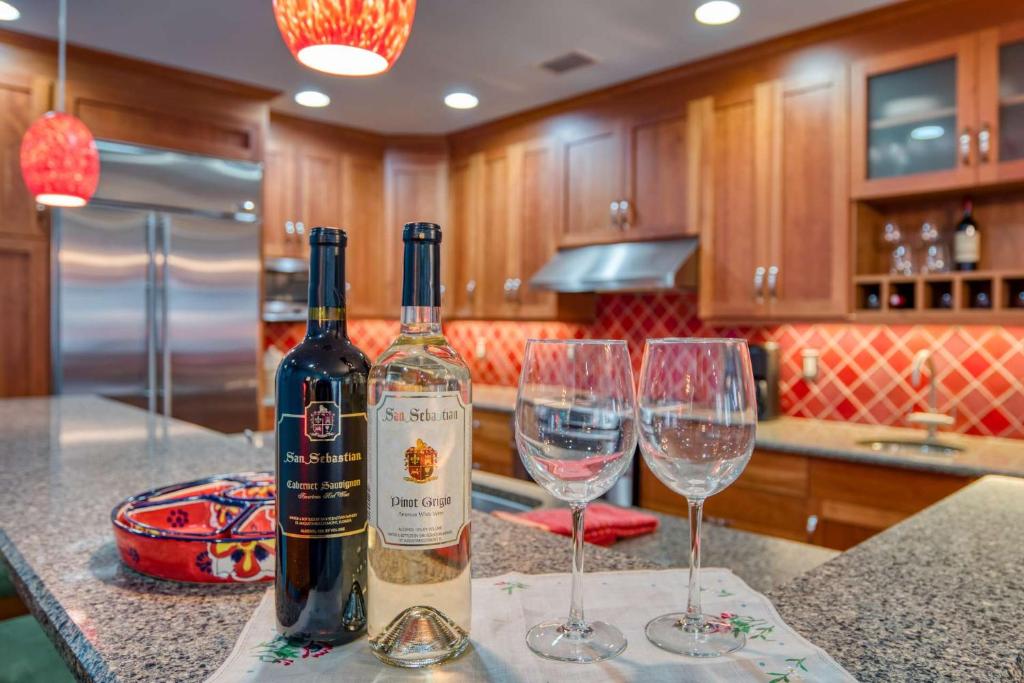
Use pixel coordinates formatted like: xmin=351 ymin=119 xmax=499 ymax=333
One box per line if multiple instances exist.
xmin=475 ymin=337 xmax=487 ymax=360
xmin=802 ymin=349 xmax=820 ymax=382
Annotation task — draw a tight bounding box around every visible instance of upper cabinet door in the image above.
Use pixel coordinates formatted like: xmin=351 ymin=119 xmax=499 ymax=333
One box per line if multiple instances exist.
xmin=479 ymin=147 xmax=515 ymax=318
xmin=342 ymin=151 xmax=384 ymax=318
xmin=298 ymin=149 xmax=341 ymax=237
xmin=851 ymin=35 xmax=978 ymax=199
xmin=624 ymin=108 xmax=696 ymax=239
xmin=699 ymin=87 xmax=774 ymax=320
xmin=509 ymin=138 xmax=561 ymax=318
xmin=448 ymin=153 xmax=484 ymax=318
xmin=765 ymin=73 xmax=849 ymax=319
xmin=263 ymin=145 xmax=299 ymax=259
xmin=0 ymin=75 xmax=49 ymax=241
xmin=977 ymin=21 xmax=1024 ymax=185
xmin=560 ymin=120 xmax=625 ymax=246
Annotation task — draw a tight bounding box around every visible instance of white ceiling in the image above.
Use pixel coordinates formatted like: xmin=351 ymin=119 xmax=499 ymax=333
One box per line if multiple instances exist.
xmin=9 ymin=0 xmax=897 ymax=134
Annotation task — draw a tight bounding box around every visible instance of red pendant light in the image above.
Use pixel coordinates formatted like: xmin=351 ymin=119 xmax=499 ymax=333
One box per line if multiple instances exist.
xmin=273 ymin=0 xmax=417 ymax=76
xmin=20 ymin=0 xmax=99 ymax=208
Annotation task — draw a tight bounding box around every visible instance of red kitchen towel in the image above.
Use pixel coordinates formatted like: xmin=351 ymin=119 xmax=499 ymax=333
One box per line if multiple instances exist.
xmin=494 ymin=503 xmax=659 ymax=546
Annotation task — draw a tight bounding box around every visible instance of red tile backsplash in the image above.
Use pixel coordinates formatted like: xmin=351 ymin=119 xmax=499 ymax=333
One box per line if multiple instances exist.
xmin=264 ymin=292 xmax=1024 ymax=439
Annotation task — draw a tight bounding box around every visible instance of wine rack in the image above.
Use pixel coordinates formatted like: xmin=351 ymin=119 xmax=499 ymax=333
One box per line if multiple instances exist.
xmin=852 ymin=271 xmax=1024 ymax=322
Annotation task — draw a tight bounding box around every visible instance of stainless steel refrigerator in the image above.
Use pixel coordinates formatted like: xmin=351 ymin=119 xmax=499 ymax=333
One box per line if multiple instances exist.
xmin=52 ymin=141 xmax=262 ymax=433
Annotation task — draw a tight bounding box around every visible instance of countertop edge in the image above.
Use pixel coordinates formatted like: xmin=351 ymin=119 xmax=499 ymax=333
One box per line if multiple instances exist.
xmin=0 ymin=530 xmax=117 ymax=683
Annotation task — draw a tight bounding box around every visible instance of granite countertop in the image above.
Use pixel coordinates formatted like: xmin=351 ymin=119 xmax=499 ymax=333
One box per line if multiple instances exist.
xmin=768 ymin=475 xmax=1024 ymax=682
xmin=4 ymin=395 xmax=1022 ymax=681
xmin=475 ymin=383 xmax=1024 ymax=478
xmin=0 ymin=395 xmax=823 ymax=682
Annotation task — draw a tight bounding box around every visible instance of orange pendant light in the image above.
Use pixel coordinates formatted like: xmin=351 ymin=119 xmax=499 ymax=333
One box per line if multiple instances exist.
xmin=273 ymin=0 xmax=417 ymax=76
xmin=20 ymin=0 xmax=99 ymax=208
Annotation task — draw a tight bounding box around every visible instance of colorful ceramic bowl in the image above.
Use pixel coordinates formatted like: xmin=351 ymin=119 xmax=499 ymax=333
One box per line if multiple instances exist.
xmin=111 ymin=472 xmax=276 ymax=583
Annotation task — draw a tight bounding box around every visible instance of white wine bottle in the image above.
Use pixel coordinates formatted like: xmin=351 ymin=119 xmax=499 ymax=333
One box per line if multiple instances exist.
xmin=367 ymin=222 xmax=472 ymax=667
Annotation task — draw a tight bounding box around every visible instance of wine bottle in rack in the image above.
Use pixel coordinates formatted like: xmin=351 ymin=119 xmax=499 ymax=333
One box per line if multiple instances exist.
xmin=367 ymin=222 xmax=472 ymax=668
xmin=954 ymin=198 xmax=980 ymax=271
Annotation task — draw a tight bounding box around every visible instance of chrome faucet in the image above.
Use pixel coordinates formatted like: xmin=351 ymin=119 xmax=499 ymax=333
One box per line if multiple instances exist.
xmin=908 ymin=349 xmax=953 ymax=442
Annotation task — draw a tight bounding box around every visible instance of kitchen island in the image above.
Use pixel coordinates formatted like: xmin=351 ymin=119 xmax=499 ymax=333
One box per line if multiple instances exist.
xmin=1 ymin=396 xmax=1022 ymax=681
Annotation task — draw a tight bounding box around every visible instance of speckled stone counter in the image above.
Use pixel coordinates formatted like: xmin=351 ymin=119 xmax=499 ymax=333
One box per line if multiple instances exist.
xmin=5 ymin=395 xmax=1021 ymax=682
xmin=476 ymin=383 xmax=1024 ymax=477
xmin=0 ymin=395 xmax=804 ymax=682
xmin=769 ymin=476 xmax=1024 ymax=682
xmin=614 ymin=511 xmax=839 ymax=593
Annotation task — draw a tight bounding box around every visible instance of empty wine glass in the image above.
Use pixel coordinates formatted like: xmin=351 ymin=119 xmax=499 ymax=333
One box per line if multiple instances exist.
xmin=515 ymin=339 xmax=637 ymax=663
xmin=637 ymin=338 xmax=757 ymax=657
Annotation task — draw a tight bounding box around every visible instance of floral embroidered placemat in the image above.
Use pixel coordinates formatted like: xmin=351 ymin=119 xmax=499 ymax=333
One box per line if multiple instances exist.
xmin=206 ymin=568 xmax=854 ymax=682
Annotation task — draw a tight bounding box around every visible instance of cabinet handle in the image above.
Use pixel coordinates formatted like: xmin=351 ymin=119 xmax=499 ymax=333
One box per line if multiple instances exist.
xmin=767 ymin=266 xmax=779 ymax=301
xmin=619 ymin=199 xmax=631 ymax=230
xmin=284 ymin=220 xmax=295 ymax=235
xmin=753 ymin=266 xmax=766 ymax=302
xmin=806 ymin=514 xmax=819 ymax=538
xmin=959 ymin=127 xmax=972 ymax=165
xmin=472 ymin=419 xmax=481 ymax=430
xmin=345 ymin=281 xmax=352 ymax=294
xmin=503 ymin=277 xmax=522 ymax=302
xmin=978 ymin=123 xmax=991 ymax=163
xmin=609 ymin=201 xmax=621 ymax=229
xmin=295 ymin=221 xmax=305 ymax=236
xmin=440 ymin=284 xmax=446 ymax=303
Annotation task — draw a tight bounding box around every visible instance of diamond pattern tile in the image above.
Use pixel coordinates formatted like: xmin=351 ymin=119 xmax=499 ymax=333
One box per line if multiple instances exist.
xmin=263 ymin=292 xmax=1024 ymax=439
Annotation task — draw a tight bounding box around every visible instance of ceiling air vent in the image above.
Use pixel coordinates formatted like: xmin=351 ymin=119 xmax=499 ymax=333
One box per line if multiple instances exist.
xmin=540 ymin=51 xmax=596 ymax=75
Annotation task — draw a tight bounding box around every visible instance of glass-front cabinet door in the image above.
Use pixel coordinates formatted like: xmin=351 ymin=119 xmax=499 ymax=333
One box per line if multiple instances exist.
xmin=851 ymin=35 xmax=978 ymax=198
xmin=978 ymin=22 xmax=1024 ymax=184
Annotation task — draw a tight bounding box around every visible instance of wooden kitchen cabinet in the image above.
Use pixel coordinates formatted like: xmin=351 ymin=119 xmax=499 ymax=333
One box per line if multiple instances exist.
xmin=560 ymin=101 xmax=704 ymax=247
xmin=0 ymin=237 xmax=50 ymax=396
xmin=342 ymin=150 xmax=384 ymax=318
xmin=263 ymin=144 xmax=300 ymax=259
xmin=298 ymin=149 xmax=341 ymax=238
xmin=700 ymin=71 xmax=848 ymax=321
xmin=448 ymin=153 xmax=485 ymax=318
xmin=638 ymin=447 xmax=973 ymax=550
xmin=852 ymin=22 xmax=1024 ymax=197
xmin=808 ymin=459 xmax=971 ymax=550
xmin=0 ymin=74 xmax=48 ymax=241
xmin=471 ymin=408 xmax=516 ymax=476
xmin=467 ymin=138 xmax=593 ymax=320
xmin=383 ymin=146 xmax=448 ymax=313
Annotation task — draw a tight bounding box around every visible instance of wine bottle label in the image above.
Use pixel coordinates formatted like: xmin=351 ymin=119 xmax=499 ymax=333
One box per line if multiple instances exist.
xmin=277 ymin=400 xmax=367 ymax=539
xmin=368 ymin=391 xmax=471 ymax=550
xmin=954 ymin=229 xmax=979 ymax=264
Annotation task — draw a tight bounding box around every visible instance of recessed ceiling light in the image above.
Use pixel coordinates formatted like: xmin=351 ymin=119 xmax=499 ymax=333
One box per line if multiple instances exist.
xmin=0 ymin=2 xmax=20 ymax=21
xmin=444 ymin=92 xmax=479 ymax=110
xmin=695 ymin=1 xmax=740 ymax=25
xmin=297 ymin=45 xmax=389 ymax=77
xmin=294 ymin=90 xmax=331 ymax=108
xmin=910 ymin=125 xmax=944 ymax=141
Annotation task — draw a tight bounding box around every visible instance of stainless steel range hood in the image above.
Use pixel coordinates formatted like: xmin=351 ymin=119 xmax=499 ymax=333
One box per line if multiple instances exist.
xmin=529 ymin=238 xmax=699 ymax=293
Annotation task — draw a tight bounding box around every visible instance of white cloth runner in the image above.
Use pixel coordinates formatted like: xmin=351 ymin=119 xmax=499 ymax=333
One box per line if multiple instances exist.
xmin=206 ymin=568 xmax=854 ymax=682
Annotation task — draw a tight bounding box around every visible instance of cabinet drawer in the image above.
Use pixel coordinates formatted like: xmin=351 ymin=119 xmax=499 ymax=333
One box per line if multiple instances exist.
xmin=809 ymin=459 xmax=970 ymax=515
xmin=704 ymin=486 xmax=810 ymax=542
xmin=738 ymin=449 xmax=809 ymax=496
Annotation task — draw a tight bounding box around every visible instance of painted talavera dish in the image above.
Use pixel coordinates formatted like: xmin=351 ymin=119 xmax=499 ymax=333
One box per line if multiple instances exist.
xmin=111 ymin=472 xmax=275 ymax=583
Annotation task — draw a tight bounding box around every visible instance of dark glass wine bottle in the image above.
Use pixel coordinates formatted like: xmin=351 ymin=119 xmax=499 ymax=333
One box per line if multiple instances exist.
xmin=275 ymin=227 xmax=370 ymax=644
xmin=953 ymin=198 xmax=980 ymax=271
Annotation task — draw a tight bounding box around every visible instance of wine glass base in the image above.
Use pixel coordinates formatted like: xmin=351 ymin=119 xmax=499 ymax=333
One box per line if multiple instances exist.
xmin=525 ymin=620 xmax=627 ymax=663
xmin=645 ymin=613 xmax=746 ymax=657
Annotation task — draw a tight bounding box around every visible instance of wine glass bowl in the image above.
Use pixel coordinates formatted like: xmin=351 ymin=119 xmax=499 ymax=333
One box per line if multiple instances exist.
xmin=637 ymin=338 xmax=757 ymax=658
xmin=515 ymin=339 xmax=637 ymax=663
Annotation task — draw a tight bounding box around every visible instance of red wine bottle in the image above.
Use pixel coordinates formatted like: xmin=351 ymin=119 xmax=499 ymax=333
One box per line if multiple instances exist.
xmin=275 ymin=227 xmax=369 ymax=644
xmin=954 ymin=199 xmax=980 ymax=271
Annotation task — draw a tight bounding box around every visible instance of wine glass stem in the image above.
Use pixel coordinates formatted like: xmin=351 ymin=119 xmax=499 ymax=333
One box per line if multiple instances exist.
xmin=685 ymin=498 xmax=704 ymax=627
xmin=567 ymin=502 xmax=587 ymax=633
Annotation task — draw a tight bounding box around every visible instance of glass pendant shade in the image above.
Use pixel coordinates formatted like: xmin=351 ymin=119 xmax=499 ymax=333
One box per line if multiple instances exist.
xmin=273 ymin=0 xmax=417 ymax=76
xmin=20 ymin=111 xmax=100 ymax=208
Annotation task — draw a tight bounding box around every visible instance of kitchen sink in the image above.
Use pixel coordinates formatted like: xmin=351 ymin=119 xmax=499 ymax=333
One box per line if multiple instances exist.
xmin=857 ymin=438 xmax=964 ymax=456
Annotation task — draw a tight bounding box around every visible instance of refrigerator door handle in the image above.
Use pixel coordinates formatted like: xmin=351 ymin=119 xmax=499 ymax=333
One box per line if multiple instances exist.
xmin=146 ymin=213 xmax=158 ymax=414
xmin=160 ymin=214 xmax=172 ymax=420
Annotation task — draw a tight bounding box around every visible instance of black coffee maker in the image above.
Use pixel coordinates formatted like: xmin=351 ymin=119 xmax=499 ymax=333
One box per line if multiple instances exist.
xmin=749 ymin=342 xmax=780 ymax=420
